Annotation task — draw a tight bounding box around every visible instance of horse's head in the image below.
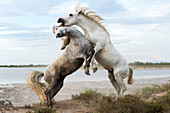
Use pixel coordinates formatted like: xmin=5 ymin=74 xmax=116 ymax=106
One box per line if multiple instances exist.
xmin=57 ymin=12 xmax=80 ymax=27
xmin=53 ymin=26 xmax=67 ymax=38
xmin=57 ymin=4 xmax=82 ymax=26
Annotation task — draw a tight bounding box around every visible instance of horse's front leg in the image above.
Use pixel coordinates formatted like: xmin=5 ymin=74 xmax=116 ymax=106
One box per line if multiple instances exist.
xmin=61 ymin=36 xmax=70 ymax=50
xmin=91 ymin=43 xmax=102 ymax=73
xmin=83 ymin=55 xmax=90 ymax=75
xmin=87 ymin=49 xmax=95 ymax=66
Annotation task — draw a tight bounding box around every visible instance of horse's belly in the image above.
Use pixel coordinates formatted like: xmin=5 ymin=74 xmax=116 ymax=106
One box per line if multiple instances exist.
xmin=95 ymin=47 xmax=121 ymax=71
xmin=95 ymin=51 xmax=112 ymax=71
xmin=60 ymin=59 xmax=84 ymax=76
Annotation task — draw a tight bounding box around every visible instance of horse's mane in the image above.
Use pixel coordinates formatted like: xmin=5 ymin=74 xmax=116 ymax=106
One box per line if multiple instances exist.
xmin=75 ymin=4 xmax=109 ymax=35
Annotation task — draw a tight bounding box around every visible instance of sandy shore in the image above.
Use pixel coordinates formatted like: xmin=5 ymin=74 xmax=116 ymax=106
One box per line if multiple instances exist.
xmin=0 ymin=76 xmax=169 ymax=106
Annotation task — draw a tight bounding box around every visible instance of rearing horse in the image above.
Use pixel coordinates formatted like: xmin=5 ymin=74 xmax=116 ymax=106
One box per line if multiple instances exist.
xmin=27 ymin=27 xmax=95 ymax=108
xmin=57 ymin=4 xmax=133 ymax=97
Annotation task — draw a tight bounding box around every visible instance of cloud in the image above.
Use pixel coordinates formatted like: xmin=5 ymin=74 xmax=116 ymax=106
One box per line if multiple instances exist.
xmin=0 ymin=32 xmax=63 ymax=65
xmin=0 ymin=0 xmax=87 ymax=17
xmin=116 ymin=0 xmax=170 ymax=18
xmin=89 ymin=0 xmax=125 ymax=15
xmin=49 ymin=1 xmax=79 ymax=15
xmin=0 ymin=22 xmax=61 ymax=64
xmin=89 ymin=0 xmax=170 ymax=26
xmin=0 ymin=30 xmax=31 ymax=35
xmin=0 ymin=0 xmax=55 ymax=16
xmin=0 ymin=0 xmax=170 ymax=64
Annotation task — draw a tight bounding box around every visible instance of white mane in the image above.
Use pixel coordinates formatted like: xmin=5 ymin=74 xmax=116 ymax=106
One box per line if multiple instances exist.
xmin=75 ymin=4 xmax=109 ymax=34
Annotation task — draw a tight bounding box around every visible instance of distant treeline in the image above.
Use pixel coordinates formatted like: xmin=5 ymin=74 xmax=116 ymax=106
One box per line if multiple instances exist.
xmin=129 ymin=61 xmax=170 ymax=66
xmin=0 ymin=64 xmax=47 ymax=67
xmin=1 ymin=61 xmax=170 ymax=67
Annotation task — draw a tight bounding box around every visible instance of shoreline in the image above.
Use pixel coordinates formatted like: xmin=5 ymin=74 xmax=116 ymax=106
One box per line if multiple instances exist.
xmin=132 ymin=67 xmax=170 ymax=70
xmin=1 ymin=65 xmax=170 ymax=70
xmin=0 ymin=76 xmax=169 ymax=106
xmin=1 ymin=66 xmax=170 ymax=70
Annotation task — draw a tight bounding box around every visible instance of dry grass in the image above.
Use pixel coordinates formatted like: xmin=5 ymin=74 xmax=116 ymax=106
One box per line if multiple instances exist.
xmin=1 ymin=83 xmax=169 ymax=113
xmin=139 ymin=83 xmax=170 ymax=99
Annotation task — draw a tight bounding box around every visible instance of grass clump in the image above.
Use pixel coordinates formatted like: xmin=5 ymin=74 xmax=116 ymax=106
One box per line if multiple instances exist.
xmin=98 ymin=95 xmax=165 ymax=113
xmin=141 ymin=83 xmax=170 ymax=98
xmin=0 ymin=100 xmax=13 ymax=106
xmin=98 ymin=83 xmax=170 ymax=113
xmin=72 ymin=89 xmax=103 ymax=101
xmin=34 ymin=107 xmax=56 ymax=113
xmin=152 ymin=90 xmax=170 ymax=112
xmin=27 ymin=107 xmax=56 ymax=113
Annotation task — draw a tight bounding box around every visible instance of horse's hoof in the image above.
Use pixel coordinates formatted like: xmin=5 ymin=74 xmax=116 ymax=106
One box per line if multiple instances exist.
xmin=93 ymin=67 xmax=98 ymax=73
xmin=117 ymin=92 xmax=123 ymax=98
xmin=85 ymin=72 xmax=90 ymax=76
xmin=61 ymin=46 xmax=65 ymax=50
xmin=50 ymin=104 xmax=53 ymax=108
xmin=85 ymin=70 xmax=90 ymax=76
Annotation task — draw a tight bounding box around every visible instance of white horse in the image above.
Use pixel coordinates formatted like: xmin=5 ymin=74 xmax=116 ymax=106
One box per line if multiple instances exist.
xmin=57 ymin=4 xmax=133 ymax=97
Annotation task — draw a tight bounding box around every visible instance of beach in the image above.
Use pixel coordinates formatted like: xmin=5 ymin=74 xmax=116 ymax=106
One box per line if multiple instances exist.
xmin=0 ymin=76 xmax=169 ymax=107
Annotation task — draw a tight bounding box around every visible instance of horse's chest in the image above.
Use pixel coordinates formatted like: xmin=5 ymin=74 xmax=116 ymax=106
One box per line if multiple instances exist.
xmin=66 ymin=48 xmax=79 ymax=59
xmin=67 ymin=43 xmax=81 ymax=54
xmin=74 ymin=43 xmax=80 ymax=46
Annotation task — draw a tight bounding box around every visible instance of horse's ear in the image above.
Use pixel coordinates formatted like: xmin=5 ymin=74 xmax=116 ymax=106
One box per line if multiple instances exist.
xmin=65 ymin=28 xmax=69 ymax=34
xmin=75 ymin=3 xmax=81 ymax=13
xmin=77 ymin=11 xmax=82 ymax=15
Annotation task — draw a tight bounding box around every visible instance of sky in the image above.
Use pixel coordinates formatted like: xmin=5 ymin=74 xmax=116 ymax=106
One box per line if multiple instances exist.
xmin=0 ymin=0 xmax=170 ymax=65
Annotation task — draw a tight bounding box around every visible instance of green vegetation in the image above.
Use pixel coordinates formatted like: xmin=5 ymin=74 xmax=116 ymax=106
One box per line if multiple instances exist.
xmin=129 ymin=61 xmax=170 ymax=69
xmin=98 ymin=95 xmax=166 ymax=113
xmin=140 ymin=83 xmax=170 ymax=98
xmin=0 ymin=64 xmax=47 ymax=68
xmin=32 ymin=107 xmax=56 ymax=113
xmin=155 ymin=91 xmax=170 ymax=112
xmin=72 ymin=89 xmax=103 ymax=101
xmin=129 ymin=61 xmax=170 ymax=66
xmin=1 ymin=84 xmax=169 ymax=112
xmin=23 ymin=83 xmax=169 ymax=113
xmin=0 ymin=100 xmax=13 ymax=106
xmin=26 ymin=107 xmax=56 ymax=113
xmin=71 ymin=83 xmax=170 ymax=113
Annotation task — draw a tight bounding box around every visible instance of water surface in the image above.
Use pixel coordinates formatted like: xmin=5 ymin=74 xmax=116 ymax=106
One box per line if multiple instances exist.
xmin=0 ymin=67 xmax=170 ymax=84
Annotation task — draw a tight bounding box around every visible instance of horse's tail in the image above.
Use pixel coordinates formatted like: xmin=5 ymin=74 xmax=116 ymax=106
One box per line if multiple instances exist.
xmin=127 ymin=67 xmax=134 ymax=85
xmin=27 ymin=71 xmax=47 ymax=102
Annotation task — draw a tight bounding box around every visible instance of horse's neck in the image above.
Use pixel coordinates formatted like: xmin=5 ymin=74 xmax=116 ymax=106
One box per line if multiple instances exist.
xmin=67 ymin=28 xmax=81 ymax=42
xmin=77 ymin=15 xmax=105 ymax=40
xmin=68 ymin=34 xmax=79 ymax=44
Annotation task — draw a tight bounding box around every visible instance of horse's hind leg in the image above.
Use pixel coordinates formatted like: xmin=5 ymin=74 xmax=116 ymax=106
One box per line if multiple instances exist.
xmin=114 ymin=71 xmax=127 ymax=97
xmin=108 ymin=70 xmax=121 ymax=97
xmin=45 ymin=76 xmax=65 ymax=108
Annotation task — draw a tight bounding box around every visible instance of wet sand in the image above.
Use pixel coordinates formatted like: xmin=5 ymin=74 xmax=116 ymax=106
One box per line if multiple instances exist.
xmin=0 ymin=76 xmax=169 ymax=106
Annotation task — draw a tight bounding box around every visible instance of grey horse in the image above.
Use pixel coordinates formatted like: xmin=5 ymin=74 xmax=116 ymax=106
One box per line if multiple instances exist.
xmin=27 ymin=27 xmax=95 ymax=108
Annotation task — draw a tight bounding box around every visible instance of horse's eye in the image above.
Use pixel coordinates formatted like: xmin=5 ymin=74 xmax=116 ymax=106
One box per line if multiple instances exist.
xmin=69 ymin=14 xmax=73 ymax=16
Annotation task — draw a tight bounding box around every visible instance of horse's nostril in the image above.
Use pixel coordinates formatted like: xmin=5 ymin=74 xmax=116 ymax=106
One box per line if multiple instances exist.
xmin=57 ymin=18 xmax=61 ymax=23
xmin=58 ymin=18 xmax=64 ymax=23
xmin=57 ymin=33 xmax=62 ymax=37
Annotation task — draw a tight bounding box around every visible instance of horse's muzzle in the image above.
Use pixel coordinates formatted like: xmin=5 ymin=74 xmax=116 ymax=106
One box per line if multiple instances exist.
xmin=57 ymin=33 xmax=63 ymax=37
xmin=57 ymin=18 xmax=65 ymax=26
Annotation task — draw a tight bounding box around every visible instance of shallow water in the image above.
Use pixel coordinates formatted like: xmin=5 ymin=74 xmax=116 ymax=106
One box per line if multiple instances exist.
xmin=0 ymin=67 xmax=170 ymax=84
